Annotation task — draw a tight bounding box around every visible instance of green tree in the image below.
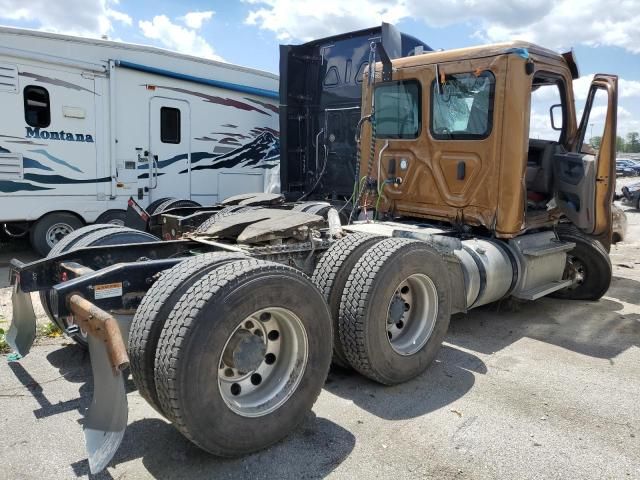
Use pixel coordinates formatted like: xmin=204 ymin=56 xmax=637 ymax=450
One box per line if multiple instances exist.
xmin=590 ymin=136 xmax=602 ymax=149
xmin=616 ymin=135 xmax=626 ymax=153
xmin=627 ymin=132 xmax=640 ymax=153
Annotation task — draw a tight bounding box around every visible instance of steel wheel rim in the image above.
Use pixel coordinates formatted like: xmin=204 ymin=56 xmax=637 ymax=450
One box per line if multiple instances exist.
xmin=566 ymin=255 xmax=586 ymax=290
xmin=386 ymin=273 xmax=438 ymax=356
xmin=218 ymin=307 xmax=308 ymax=417
xmin=45 ymin=222 xmax=74 ymax=248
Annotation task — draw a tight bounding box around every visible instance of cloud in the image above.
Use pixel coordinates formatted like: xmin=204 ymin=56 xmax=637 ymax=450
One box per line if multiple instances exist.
xmin=180 ymin=11 xmax=214 ymax=29
xmin=478 ymin=0 xmax=640 ymax=54
xmin=139 ymin=15 xmax=223 ymax=61
xmin=244 ymin=0 xmax=640 ymax=55
xmin=0 ymin=0 xmax=131 ymax=36
xmin=244 ymin=0 xmax=406 ymax=41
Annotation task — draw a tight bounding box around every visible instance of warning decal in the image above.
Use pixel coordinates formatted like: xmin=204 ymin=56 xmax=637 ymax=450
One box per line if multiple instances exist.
xmin=94 ymin=282 xmax=123 ymax=300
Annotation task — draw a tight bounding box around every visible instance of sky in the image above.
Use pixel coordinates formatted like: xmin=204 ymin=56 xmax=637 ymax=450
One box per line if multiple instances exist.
xmin=0 ymin=0 xmax=638 ymax=139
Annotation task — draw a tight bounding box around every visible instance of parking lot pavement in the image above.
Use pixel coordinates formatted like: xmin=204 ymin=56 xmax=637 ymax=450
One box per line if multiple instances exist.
xmin=0 ymin=209 xmax=638 ymax=479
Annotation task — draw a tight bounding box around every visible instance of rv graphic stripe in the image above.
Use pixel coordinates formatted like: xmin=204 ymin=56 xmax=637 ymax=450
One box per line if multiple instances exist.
xmin=19 ymin=72 xmax=97 ymax=95
xmin=152 ymin=86 xmax=272 ymax=116
xmin=23 ymin=173 xmax=111 ymax=184
xmin=23 ymin=157 xmax=53 ymax=171
xmin=29 ymin=149 xmax=83 ymax=173
xmin=0 ymin=180 xmax=53 ymax=192
xmin=185 ymin=132 xmax=279 ymax=173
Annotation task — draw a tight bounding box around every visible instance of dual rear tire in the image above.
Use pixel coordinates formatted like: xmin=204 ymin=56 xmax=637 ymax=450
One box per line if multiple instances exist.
xmin=313 ymin=235 xmax=452 ymax=385
xmin=128 ymin=236 xmax=451 ymax=459
xmin=128 ymin=257 xmax=333 ymax=456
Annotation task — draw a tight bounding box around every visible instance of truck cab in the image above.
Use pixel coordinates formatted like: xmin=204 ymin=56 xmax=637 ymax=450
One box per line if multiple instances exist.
xmin=358 ymin=42 xmax=618 ymax=247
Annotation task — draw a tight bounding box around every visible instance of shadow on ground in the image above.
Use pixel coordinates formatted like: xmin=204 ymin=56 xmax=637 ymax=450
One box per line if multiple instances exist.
xmin=71 ymin=413 xmax=355 ymax=480
xmin=447 ymin=275 xmax=640 ymax=360
xmin=10 ymin=341 xmax=354 ymax=480
xmin=7 ymin=272 xmax=639 ymax=478
xmin=324 ymin=345 xmax=485 ymax=420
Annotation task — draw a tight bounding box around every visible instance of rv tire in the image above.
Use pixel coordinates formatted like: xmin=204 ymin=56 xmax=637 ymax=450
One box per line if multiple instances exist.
xmin=30 ymin=212 xmax=84 ymax=256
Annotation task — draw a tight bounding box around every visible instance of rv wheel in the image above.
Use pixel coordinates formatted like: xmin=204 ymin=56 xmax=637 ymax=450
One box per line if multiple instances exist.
xmin=339 ymin=238 xmax=451 ymax=385
xmin=312 ymin=233 xmax=384 ymax=368
xmin=154 ymin=259 xmax=332 ymax=456
xmin=129 ymin=252 xmax=247 ymax=415
xmin=551 ymin=225 xmax=612 ymax=301
xmin=30 ymin=212 xmax=84 ymax=256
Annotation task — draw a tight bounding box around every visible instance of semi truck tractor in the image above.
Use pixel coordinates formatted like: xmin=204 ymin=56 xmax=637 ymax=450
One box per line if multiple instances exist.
xmin=6 ymin=23 xmax=617 ymax=473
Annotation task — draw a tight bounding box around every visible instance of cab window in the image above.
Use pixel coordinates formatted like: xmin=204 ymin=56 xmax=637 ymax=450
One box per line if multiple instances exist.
xmin=430 ymin=71 xmax=495 ymax=140
xmin=374 ymin=80 xmax=421 ymax=139
xmin=529 ymin=75 xmax=567 ymax=143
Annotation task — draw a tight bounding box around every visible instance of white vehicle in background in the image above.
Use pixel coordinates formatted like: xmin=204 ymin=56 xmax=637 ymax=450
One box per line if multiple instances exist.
xmin=0 ymin=26 xmax=280 ymax=255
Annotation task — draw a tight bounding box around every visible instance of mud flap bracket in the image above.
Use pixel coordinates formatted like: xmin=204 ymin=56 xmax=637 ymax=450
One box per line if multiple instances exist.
xmin=6 ymin=283 xmax=37 ymax=357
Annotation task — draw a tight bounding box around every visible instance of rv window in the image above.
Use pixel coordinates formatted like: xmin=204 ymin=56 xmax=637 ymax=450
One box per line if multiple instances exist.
xmin=374 ymin=80 xmax=421 ymax=139
xmin=160 ymin=107 xmax=181 ymax=144
xmin=24 ymin=86 xmax=51 ymax=128
xmin=430 ymin=71 xmax=495 ymax=140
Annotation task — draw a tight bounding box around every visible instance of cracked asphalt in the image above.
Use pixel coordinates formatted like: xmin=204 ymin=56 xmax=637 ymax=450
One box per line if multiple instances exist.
xmin=0 ymin=203 xmax=638 ymax=479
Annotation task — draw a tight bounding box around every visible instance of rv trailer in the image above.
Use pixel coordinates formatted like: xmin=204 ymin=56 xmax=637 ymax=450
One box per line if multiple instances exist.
xmin=0 ymin=27 xmax=280 ymax=255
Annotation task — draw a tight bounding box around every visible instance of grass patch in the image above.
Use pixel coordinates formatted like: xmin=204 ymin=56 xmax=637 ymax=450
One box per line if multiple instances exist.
xmin=39 ymin=322 xmax=63 ymax=338
xmin=0 ymin=328 xmax=10 ymax=354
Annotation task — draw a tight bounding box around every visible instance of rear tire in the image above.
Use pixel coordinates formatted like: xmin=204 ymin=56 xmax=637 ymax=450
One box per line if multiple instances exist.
xmin=129 ymin=252 xmax=247 ymax=415
xmin=551 ymin=225 xmax=612 ymax=300
xmin=152 ymin=198 xmax=201 ymax=215
xmin=30 ymin=212 xmax=84 ymax=256
xmin=312 ymin=233 xmax=384 ymax=368
xmin=154 ymin=260 xmax=333 ymax=456
xmin=39 ymin=224 xmax=127 ymax=329
xmin=95 ymin=210 xmax=127 ymax=225
xmin=339 ymin=238 xmax=451 ymax=385
xmin=146 ymin=197 xmax=173 ymax=216
xmin=42 ymin=226 xmax=159 ymax=346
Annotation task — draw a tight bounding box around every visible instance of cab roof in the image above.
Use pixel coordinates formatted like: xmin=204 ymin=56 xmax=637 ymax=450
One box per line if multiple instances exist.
xmin=391 ymin=41 xmax=574 ymax=74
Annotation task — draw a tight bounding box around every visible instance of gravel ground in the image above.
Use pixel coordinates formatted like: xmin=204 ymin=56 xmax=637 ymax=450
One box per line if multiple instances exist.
xmin=0 ymin=204 xmax=638 ymax=480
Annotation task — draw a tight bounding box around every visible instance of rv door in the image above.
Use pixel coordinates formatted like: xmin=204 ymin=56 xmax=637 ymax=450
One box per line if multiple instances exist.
xmin=148 ymin=97 xmax=191 ymax=201
xmin=553 ymin=74 xmax=618 ymax=236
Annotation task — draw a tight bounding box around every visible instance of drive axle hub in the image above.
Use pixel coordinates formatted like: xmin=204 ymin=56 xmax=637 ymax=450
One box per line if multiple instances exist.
xmin=222 ymin=330 xmax=267 ymax=373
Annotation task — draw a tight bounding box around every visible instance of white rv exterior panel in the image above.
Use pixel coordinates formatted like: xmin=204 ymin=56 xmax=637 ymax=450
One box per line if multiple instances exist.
xmin=0 ymin=26 xmax=280 ymax=226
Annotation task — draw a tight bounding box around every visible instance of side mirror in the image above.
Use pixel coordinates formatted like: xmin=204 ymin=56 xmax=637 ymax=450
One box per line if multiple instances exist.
xmin=550 ymin=104 xmax=563 ymax=131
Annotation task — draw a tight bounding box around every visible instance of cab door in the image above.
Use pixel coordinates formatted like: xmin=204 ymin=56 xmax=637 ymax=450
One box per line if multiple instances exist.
xmin=554 ymin=74 xmax=618 ymax=237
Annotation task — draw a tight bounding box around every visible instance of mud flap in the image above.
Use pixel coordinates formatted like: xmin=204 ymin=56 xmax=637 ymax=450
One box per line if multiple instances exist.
xmin=6 ymin=283 xmax=37 ymax=357
xmin=84 ymin=333 xmax=128 ymax=474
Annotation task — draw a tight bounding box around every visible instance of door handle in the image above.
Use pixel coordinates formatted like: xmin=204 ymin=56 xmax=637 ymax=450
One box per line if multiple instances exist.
xmin=150 ymin=154 xmax=159 ymax=189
